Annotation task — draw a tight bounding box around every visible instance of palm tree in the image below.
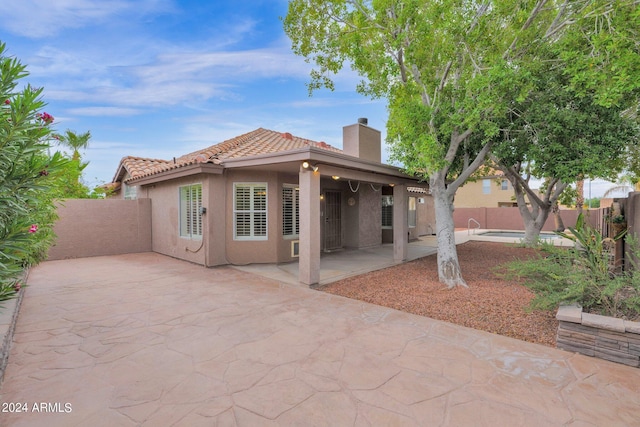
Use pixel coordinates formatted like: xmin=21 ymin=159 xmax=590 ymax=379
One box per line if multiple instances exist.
xmin=56 ymin=130 xmax=91 ymax=161
xmin=576 ymin=177 xmax=584 ymax=214
xmin=602 ymin=175 xmax=636 ymax=199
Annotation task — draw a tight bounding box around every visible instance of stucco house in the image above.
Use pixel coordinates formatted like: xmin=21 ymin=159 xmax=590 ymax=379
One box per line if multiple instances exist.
xmin=454 ymin=173 xmax=518 ymax=208
xmin=108 ymin=119 xmax=433 ymax=285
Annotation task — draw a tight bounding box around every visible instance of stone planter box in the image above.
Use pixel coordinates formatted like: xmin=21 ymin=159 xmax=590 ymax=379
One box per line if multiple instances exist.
xmin=556 ymin=304 xmax=640 ymax=367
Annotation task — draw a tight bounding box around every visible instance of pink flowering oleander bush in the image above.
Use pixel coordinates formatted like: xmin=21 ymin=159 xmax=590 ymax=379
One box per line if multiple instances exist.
xmin=0 ymin=42 xmax=68 ymax=307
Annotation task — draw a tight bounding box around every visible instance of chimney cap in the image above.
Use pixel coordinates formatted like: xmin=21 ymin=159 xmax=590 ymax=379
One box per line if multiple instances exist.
xmin=357 ymin=117 xmax=368 ymax=125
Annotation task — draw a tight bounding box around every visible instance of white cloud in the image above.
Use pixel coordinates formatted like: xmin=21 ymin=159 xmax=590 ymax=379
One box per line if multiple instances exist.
xmin=0 ymin=0 xmax=174 ymax=38
xmin=33 ymin=44 xmax=312 ymax=108
xmin=66 ymin=106 xmax=143 ymax=116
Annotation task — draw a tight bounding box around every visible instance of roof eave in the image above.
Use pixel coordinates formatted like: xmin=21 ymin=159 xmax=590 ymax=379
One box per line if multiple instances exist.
xmin=127 ymin=163 xmax=224 ymax=186
xmin=222 ymin=147 xmax=417 ymax=181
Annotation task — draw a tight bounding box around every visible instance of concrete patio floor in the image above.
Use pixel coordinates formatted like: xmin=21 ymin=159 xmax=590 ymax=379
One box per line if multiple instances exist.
xmin=2 ymin=252 xmax=640 ymax=426
xmin=232 ymin=230 xmax=572 ymax=288
xmin=233 ymin=236 xmax=440 ymax=286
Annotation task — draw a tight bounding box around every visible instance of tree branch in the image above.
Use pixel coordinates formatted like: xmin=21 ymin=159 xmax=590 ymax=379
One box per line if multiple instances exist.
xmin=448 ymin=138 xmax=493 ymax=194
xmin=490 ymin=154 xmax=546 ymax=207
xmin=503 ymin=0 xmax=549 ymax=59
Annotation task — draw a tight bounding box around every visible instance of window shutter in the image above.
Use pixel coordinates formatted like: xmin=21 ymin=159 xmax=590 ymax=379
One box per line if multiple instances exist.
xmin=282 ymin=186 xmax=299 ymax=236
xmin=234 ymin=183 xmax=268 ymax=240
xmin=179 ymin=184 xmax=203 ymax=239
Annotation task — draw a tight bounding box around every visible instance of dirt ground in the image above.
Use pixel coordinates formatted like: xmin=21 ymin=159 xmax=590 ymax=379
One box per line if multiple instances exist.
xmin=320 ymin=241 xmax=558 ymax=347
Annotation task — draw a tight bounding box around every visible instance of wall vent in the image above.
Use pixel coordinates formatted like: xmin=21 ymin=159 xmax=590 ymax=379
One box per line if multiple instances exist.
xmin=291 ymin=240 xmax=300 ymax=257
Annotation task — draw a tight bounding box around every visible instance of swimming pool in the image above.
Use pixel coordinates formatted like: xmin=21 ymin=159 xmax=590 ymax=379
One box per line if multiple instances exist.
xmin=478 ymin=231 xmax=560 ymax=239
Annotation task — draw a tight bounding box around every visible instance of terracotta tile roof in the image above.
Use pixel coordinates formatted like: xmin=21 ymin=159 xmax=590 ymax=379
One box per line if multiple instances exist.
xmin=177 ymin=128 xmax=340 ymax=162
xmin=120 ymin=156 xmax=171 ymax=179
xmin=117 ymin=128 xmax=341 ymax=183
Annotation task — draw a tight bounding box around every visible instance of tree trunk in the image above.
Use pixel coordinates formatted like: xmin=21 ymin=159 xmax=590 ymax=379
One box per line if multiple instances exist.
xmin=521 ymin=209 xmax=552 ymax=245
xmin=576 ymin=179 xmax=584 ymax=214
xmin=552 ymin=201 xmax=565 ymax=232
xmin=431 ymin=180 xmax=468 ymax=288
xmin=509 ymin=175 xmax=552 ymax=246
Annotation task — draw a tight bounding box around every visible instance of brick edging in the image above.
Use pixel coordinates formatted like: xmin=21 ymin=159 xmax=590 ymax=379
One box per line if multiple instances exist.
xmin=0 ymin=271 xmax=27 ymax=385
xmin=556 ymin=304 xmax=640 ymax=367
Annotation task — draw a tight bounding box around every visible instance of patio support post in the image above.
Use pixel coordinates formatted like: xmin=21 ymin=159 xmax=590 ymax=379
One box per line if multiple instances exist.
xmin=299 ymin=166 xmax=321 ymax=285
xmin=393 ymin=184 xmax=408 ymax=262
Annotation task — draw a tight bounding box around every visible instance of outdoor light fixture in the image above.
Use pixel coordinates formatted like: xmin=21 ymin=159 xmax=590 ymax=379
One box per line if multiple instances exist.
xmin=332 ymin=176 xmax=340 ymax=180
xmin=301 ymin=161 xmax=319 ymax=172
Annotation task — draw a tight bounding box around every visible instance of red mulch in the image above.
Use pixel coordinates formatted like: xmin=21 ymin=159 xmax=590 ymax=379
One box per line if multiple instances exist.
xmin=320 ymin=241 xmax=558 ymax=347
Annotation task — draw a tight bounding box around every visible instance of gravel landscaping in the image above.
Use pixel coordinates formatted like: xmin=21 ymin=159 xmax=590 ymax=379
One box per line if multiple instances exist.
xmin=319 ymin=241 xmax=558 ymax=347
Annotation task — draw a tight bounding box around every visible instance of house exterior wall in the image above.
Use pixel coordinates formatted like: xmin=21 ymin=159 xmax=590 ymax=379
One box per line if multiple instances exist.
xmin=224 ymin=169 xmax=280 ymax=265
xmin=109 ymin=167 xmax=431 ymax=268
xmin=356 ymin=184 xmax=382 ymax=248
xmin=455 ymin=178 xmax=516 ymax=208
xmin=206 ymin=175 xmax=227 ymax=267
xmin=277 ymin=173 xmax=302 ymax=264
xmin=339 ymin=180 xmax=382 ymax=249
xmin=146 ymin=174 xmax=209 ymax=265
xmin=417 ymin=195 xmax=435 ymax=236
xmin=47 ymin=199 xmax=152 ymax=260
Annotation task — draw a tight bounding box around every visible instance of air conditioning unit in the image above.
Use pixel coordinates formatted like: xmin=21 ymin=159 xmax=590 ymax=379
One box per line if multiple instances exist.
xmin=291 ymin=240 xmax=300 ymax=257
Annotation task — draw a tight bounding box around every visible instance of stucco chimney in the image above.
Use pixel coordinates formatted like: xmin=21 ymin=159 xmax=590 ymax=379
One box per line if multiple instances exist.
xmin=343 ymin=118 xmax=381 ymax=163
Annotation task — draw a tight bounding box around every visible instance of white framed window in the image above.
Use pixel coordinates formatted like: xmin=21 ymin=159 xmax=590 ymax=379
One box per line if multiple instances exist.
xmin=501 ymin=179 xmax=509 ymax=190
xmin=234 ymin=183 xmax=268 ymax=240
xmin=282 ymin=184 xmax=300 ymax=238
xmin=179 ymin=184 xmax=202 ymax=239
xmin=408 ymin=197 xmax=417 ymax=228
xmin=482 ymin=179 xmax=491 ymax=194
xmin=382 ymin=195 xmax=393 ymax=229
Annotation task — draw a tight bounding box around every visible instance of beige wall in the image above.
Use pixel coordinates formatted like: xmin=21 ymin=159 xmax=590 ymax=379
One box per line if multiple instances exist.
xmin=455 ymin=178 xmax=516 ymax=208
xmin=224 ymin=170 xmax=280 ymax=265
xmin=145 ymin=174 xmax=212 ymax=265
xmin=453 ymin=207 xmax=595 ymax=231
xmin=417 ymin=195 xmax=435 ymax=236
xmin=339 ymin=181 xmax=382 ymax=249
xmin=277 ymin=173 xmax=302 ymax=263
xmin=47 ymin=199 xmax=151 ymax=260
xmin=206 ymin=174 xmax=227 ymax=266
xmin=101 ymin=169 xmax=432 ymax=267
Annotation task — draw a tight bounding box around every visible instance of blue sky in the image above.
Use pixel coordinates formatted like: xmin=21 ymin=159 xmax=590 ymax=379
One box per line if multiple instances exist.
xmin=0 ymin=0 xmax=622 ymax=198
xmin=0 ymin=0 xmax=387 ymax=188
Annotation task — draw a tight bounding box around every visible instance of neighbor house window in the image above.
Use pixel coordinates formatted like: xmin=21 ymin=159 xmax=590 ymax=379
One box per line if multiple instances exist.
xmin=382 ymin=195 xmax=393 ymax=229
xmin=501 ymin=179 xmax=509 ymax=190
xmin=408 ymin=197 xmax=417 ymax=228
xmin=234 ymin=183 xmax=267 ymax=240
xmin=482 ymin=179 xmax=491 ymax=194
xmin=282 ymin=185 xmax=300 ymax=237
xmin=179 ymin=184 xmax=202 ymax=239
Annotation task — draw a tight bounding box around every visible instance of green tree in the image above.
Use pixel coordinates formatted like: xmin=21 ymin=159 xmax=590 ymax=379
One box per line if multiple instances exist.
xmin=285 ymin=0 xmax=626 ymax=287
xmin=490 ymin=65 xmax=639 ymax=245
xmin=0 ymin=42 xmax=67 ymax=302
xmin=560 ymin=1 xmax=640 ymax=108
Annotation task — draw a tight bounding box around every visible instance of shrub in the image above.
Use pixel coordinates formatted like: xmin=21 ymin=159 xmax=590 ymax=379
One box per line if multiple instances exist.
xmin=0 ymin=42 xmax=67 ymax=306
xmin=502 ymin=214 xmax=640 ymax=320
